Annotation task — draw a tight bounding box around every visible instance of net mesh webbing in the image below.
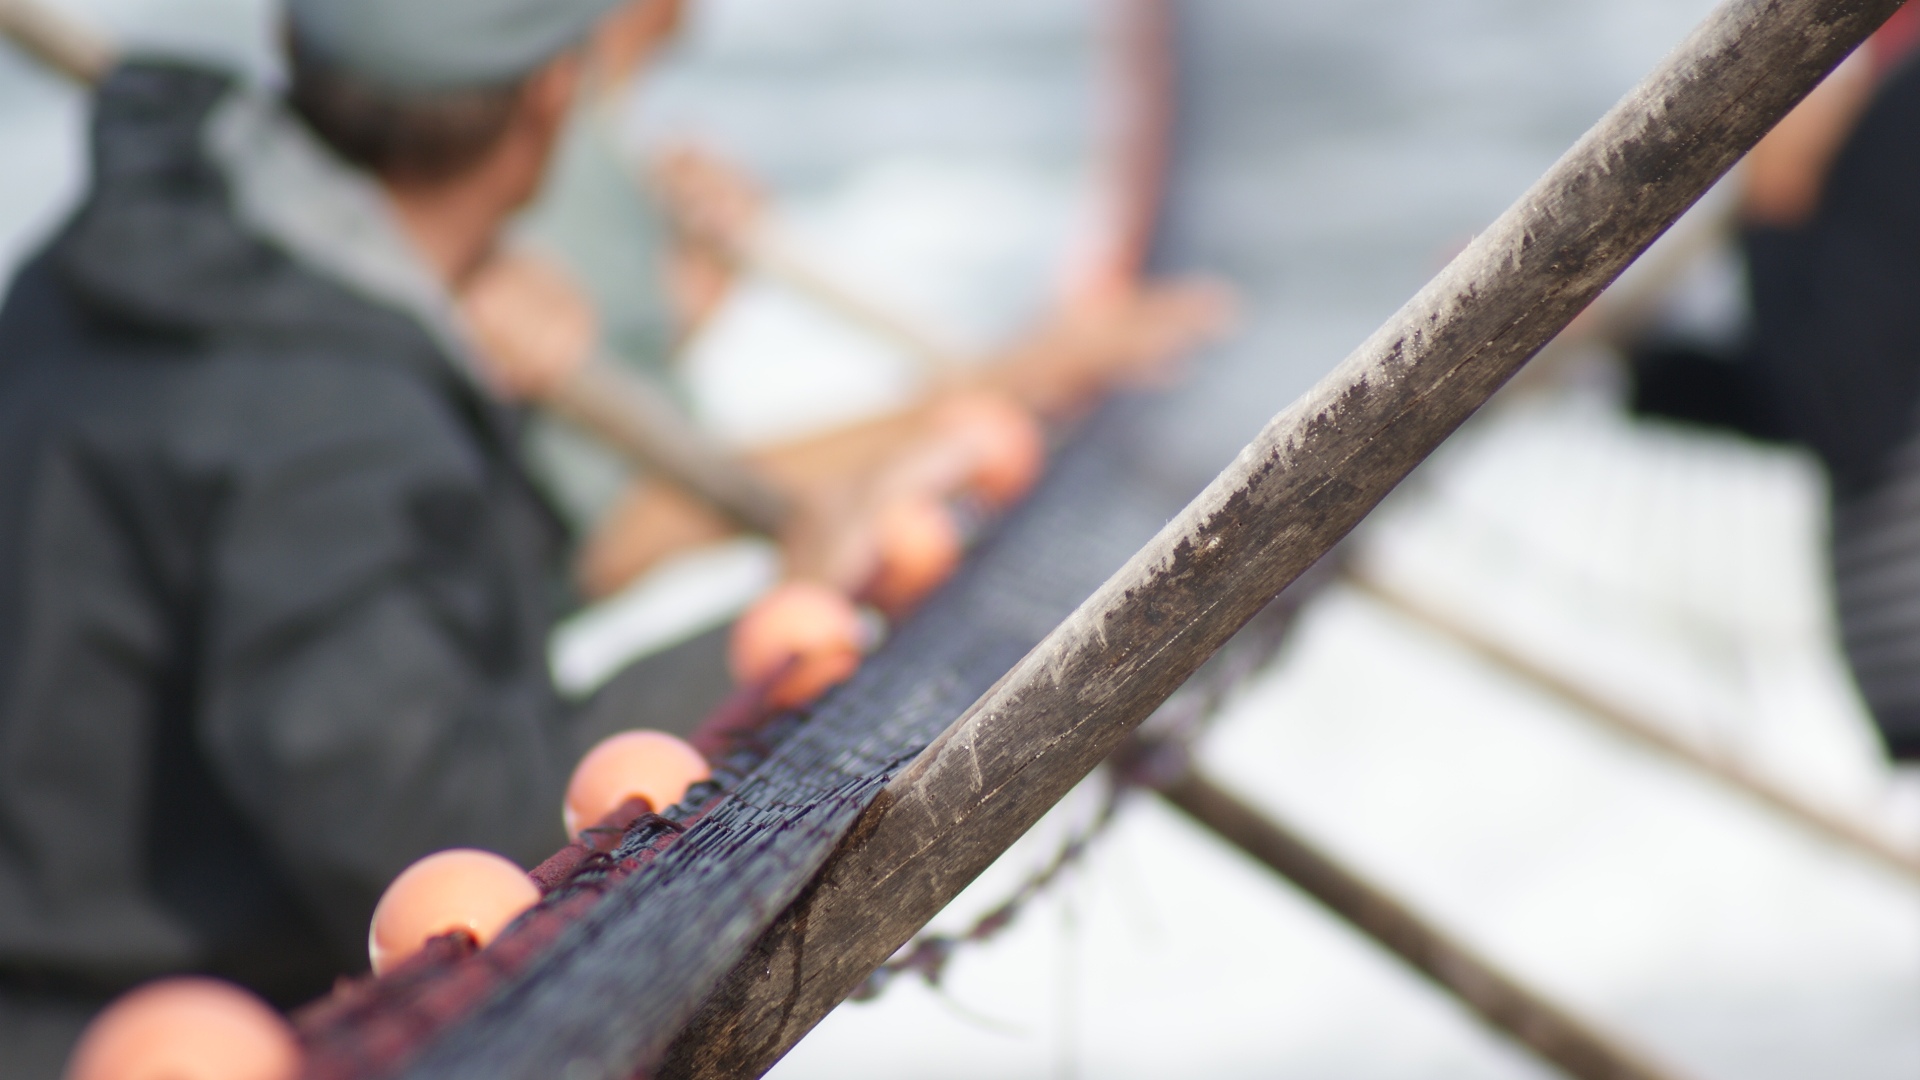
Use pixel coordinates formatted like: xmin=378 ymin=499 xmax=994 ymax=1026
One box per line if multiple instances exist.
xmin=295 ymin=396 xmax=1208 ymax=1080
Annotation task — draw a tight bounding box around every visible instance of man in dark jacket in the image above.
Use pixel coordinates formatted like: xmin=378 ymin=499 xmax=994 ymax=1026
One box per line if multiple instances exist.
xmin=0 ymin=0 xmax=697 ymax=1068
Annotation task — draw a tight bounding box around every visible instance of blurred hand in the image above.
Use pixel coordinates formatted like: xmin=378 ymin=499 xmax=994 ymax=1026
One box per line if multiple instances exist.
xmin=776 ymin=430 xmax=981 ymax=593
xmin=578 ymin=410 xmax=994 ymax=599
xmin=460 ymin=248 xmax=598 ymax=401
xmin=577 ymin=480 xmax=736 ymax=601
xmin=649 ymin=144 xmax=767 ymax=249
xmin=665 ymin=241 xmax=738 ymax=331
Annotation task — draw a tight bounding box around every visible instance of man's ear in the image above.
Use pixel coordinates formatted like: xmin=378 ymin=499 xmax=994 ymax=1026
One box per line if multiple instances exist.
xmin=520 ymin=49 xmax=586 ymax=137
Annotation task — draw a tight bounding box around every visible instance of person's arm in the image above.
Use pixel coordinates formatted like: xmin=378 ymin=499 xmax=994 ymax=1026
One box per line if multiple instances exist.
xmin=646 ymin=144 xmax=1233 ymax=418
xmin=195 ymin=377 xmax=580 ymax=956
xmin=1743 ymin=48 xmax=1877 ymax=228
xmin=967 ymin=281 xmax=1233 ymax=419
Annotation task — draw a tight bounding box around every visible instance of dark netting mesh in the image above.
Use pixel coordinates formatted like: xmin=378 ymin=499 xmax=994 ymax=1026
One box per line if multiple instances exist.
xmin=293 ymin=395 xmax=1213 ymax=1080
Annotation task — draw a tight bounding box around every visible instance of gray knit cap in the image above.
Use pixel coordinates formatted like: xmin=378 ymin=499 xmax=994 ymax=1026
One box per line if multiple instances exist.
xmin=286 ymin=0 xmax=629 ymax=91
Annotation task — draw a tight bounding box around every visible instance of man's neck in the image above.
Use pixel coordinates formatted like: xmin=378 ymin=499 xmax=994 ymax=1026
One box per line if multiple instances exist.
xmin=381 ymin=172 xmax=518 ymax=289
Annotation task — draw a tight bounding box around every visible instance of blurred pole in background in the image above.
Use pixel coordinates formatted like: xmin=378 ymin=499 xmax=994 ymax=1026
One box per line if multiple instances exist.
xmin=1346 ymin=567 xmax=1920 ymax=885
xmin=1154 ymin=767 xmax=1697 ymax=1080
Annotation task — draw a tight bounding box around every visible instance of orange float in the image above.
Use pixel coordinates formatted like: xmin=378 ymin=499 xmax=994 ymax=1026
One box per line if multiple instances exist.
xmin=65 ymin=977 xmax=299 ymax=1080
xmin=931 ymin=391 xmax=1045 ymax=509
xmin=564 ymin=730 xmax=711 ymax=838
xmin=868 ymin=496 xmax=963 ymax=613
xmin=729 ymin=581 xmax=864 ymax=709
xmin=367 ymin=849 xmax=540 ymax=975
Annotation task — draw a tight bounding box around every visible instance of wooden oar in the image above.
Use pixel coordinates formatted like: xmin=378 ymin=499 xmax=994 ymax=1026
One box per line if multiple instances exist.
xmin=654 ymin=1 xmax=1908 ymax=1075
xmin=1344 ymin=567 xmax=1920 ymax=886
xmin=1153 ymin=766 xmax=1696 ymax=1080
xmin=0 ymin=3 xmax=793 ymax=535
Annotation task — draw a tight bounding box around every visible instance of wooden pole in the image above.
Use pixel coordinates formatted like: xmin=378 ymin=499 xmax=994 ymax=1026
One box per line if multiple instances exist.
xmin=658 ymin=1 xmax=1907 ymax=1075
xmin=657 ymin=0 xmax=1179 ymax=372
xmin=1154 ymin=767 xmax=1696 ymax=1080
xmin=1344 ymin=568 xmax=1920 ymax=885
xmin=547 ymin=358 xmax=793 ymax=534
xmin=0 ymin=0 xmax=114 ymax=83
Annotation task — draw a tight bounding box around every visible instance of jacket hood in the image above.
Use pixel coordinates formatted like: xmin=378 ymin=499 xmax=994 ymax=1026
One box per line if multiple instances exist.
xmin=55 ymin=61 xmax=475 ymax=375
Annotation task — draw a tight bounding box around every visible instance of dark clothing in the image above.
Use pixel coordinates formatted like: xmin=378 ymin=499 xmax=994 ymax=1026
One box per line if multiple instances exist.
xmin=0 ymin=985 xmax=107 ymax=1080
xmin=1758 ymin=55 xmax=1920 ymax=758
xmin=0 ymin=61 xmax=632 ymax=1011
xmin=1744 ymin=57 xmax=1920 ymax=500
xmin=1637 ymin=55 xmax=1920 ymax=758
xmin=1627 ymin=339 xmax=1795 ymax=446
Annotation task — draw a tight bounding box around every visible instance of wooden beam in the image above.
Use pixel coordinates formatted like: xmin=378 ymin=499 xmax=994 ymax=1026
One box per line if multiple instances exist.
xmin=659 ymin=1 xmax=1907 ymax=1074
xmin=1154 ymin=768 xmax=1695 ymax=1080
xmin=1345 ymin=567 xmax=1920 ymax=886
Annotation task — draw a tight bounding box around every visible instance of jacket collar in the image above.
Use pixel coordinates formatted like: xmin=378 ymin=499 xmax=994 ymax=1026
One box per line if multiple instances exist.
xmin=201 ymin=84 xmax=493 ymax=393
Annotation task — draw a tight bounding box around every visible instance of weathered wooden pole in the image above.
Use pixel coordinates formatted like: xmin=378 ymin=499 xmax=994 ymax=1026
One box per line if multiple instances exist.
xmin=660 ymin=1 xmax=1908 ymax=1074
xmin=1345 ymin=568 xmax=1920 ymax=886
xmin=1155 ymin=768 xmax=1695 ymax=1080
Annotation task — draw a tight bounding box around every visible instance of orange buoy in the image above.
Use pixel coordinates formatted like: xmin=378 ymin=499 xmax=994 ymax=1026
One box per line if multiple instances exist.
xmin=64 ymin=978 xmax=299 ymax=1080
xmin=931 ymin=391 xmax=1045 ymax=509
xmin=367 ymin=849 xmax=540 ymax=975
xmin=729 ymin=581 xmax=864 ymax=709
xmin=869 ymin=496 xmax=963 ymax=613
xmin=564 ymin=730 xmax=712 ymax=839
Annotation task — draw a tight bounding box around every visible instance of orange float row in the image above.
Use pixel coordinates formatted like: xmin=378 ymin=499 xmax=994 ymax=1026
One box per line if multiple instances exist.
xmin=64 ymin=394 xmax=1047 ymax=1079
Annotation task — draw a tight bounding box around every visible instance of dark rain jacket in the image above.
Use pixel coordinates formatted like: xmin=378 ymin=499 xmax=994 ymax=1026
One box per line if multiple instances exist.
xmin=1745 ymin=55 xmax=1920 ymax=758
xmin=0 ymin=62 xmax=653 ymax=1003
